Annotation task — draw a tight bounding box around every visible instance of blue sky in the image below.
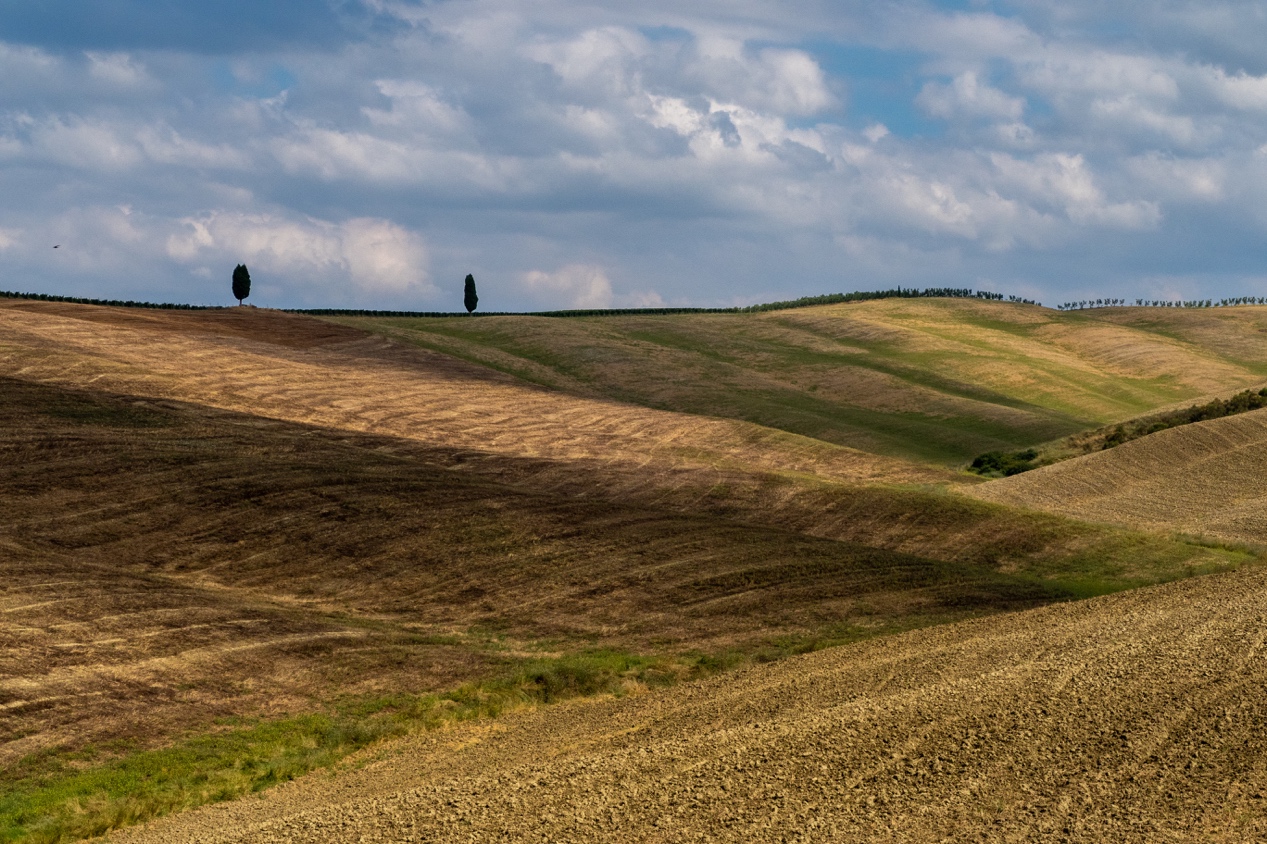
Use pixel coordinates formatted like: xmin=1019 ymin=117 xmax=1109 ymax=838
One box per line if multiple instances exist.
xmin=3 ymin=0 xmax=1267 ymax=310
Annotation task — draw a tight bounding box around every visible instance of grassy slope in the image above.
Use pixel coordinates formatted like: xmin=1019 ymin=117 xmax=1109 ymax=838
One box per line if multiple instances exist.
xmin=335 ymin=300 xmax=1267 ymax=466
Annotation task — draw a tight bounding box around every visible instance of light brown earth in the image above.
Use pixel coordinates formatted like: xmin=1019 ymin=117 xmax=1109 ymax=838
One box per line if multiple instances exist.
xmin=968 ymin=407 xmax=1267 ymax=545
xmin=105 ymin=563 xmax=1267 ymax=843
xmin=3 ymin=377 xmax=1047 ymax=769
xmin=351 ymin=299 xmax=1267 ymax=464
xmin=0 ymin=300 xmax=945 ymax=488
xmin=5 ymin=299 xmax=1267 ymax=841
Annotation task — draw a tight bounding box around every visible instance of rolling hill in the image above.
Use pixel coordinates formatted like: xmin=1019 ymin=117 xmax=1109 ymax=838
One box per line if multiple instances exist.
xmin=967 ymin=406 xmax=1267 ymax=546
xmin=332 ymin=299 xmax=1267 ymax=465
xmin=107 ymin=563 xmax=1267 ymax=843
xmin=2 ymin=296 xmax=1265 ymax=841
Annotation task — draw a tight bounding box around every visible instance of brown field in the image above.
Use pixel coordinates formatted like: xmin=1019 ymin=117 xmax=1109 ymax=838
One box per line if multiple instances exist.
xmin=5 ymin=304 xmax=1232 ymax=774
xmin=0 ymin=301 xmax=945 ymax=487
xmin=106 ymin=563 xmax=1267 ymax=843
xmin=342 ymin=299 xmax=1267 ymax=464
xmin=4 ymin=298 xmax=1266 ymax=841
xmin=967 ymin=407 xmax=1267 ymax=545
xmin=1 ymin=377 xmax=1047 ymax=771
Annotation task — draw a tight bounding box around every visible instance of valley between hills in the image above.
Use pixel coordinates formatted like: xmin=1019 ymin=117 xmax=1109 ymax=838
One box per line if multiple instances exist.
xmin=2 ymin=296 xmax=1267 ymax=842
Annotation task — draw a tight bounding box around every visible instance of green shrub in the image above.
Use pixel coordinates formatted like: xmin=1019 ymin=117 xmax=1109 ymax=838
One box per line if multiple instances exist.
xmin=968 ymin=448 xmax=1039 ymax=477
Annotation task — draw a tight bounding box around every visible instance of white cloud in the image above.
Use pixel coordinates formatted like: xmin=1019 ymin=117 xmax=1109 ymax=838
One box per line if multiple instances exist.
xmin=521 ymin=264 xmax=614 ymax=308
xmin=363 ymin=80 xmax=471 ymax=134
xmin=705 ymin=45 xmax=836 ymax=116
xmin=863 ymin=123 xmax=889 ymax=143
xmin=167 ymin=213 xmax=433 ymax=296
xmin=528 ymin=26 xmax=834 ymax=118
xmin=30 ymin=118 xmax=141 ymax=170
xmin=917 ymin=72 xmax=1026 ymax=120
xmin=1204 ymin=67 xmax=1267 ymax=111
xmin=136 ymin=125 xmax=252 ymax=169
xmin=526 ymin=26 xmax=649 ymax=97
xmin=84 ymin=52 xmax=150 ymax=88
xmin=1088 ymin=96 xmax=1202 ymax=145
xmin=989 ymin=152 xmax=1162 ymax=229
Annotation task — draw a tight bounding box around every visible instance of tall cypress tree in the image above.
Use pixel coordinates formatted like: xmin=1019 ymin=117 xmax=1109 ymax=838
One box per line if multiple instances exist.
xmin=232 ymin=264 xmax=251 ymax=306
xmin=463 ymin=273 xmax=478 ymax=313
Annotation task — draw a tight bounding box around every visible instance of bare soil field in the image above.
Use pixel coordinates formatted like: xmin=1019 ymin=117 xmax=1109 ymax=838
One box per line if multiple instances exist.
xmin=106 ymin=563 xmax=1267 ymax=843
xmin=2 ymin=301 xmax=1242 ymax=575
xmin=6 ymin=366 xmax=1228 ymax=781
xmin=968 ymin=407 xmax=1267 ymax=545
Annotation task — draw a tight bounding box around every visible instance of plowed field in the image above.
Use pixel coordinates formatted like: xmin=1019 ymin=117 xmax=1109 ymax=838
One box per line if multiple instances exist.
xmin=968 ymin=407 xmax=1267 ymax=545
xmin=105 ymin=564 xmax=1267 ymax=843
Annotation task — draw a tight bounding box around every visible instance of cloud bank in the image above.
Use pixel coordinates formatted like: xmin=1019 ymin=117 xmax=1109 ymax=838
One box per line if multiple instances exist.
xmin=2 ymin=1 xmax=1267 ymax=309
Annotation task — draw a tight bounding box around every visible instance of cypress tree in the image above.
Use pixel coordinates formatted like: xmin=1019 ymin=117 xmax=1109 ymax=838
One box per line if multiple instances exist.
xmin=463 ymin=273 xmax=478 ymax=313
xmin=232 ymin=264 xmax=251 ymax=305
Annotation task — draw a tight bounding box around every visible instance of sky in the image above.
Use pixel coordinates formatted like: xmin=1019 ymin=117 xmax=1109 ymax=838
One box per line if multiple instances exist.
xmin=3 ymin=1 xmax=1267 ymax=311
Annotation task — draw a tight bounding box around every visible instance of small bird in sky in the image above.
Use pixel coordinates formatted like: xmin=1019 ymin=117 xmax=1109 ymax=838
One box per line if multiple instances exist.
xmin=52 ymin=245 xmax=59 ymax=249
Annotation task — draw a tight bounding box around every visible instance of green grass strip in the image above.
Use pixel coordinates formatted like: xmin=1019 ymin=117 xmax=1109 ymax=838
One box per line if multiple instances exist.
xmin=0 ymin=651 xmax=720 ymax=844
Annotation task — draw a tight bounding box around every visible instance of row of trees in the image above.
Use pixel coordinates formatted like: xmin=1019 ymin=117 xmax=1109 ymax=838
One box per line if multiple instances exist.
xmin=1059 ymin=297 xmax=1267 ymax=310
xmin=0 ymin=289 xmax=216 ymax=310
xmin=294 ymin=287 xmax=1042 ymax=319
xmin=735 ymin=287 xmax=1039 ymax=312
xmin=1057 ymin=299 xmax=1127 ymax=309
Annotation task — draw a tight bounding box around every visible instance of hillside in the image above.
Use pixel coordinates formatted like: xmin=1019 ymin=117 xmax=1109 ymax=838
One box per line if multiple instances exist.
xmin=1 ymin=297 xmax=1263 ymax=841
xmin=106 ymin=563 xmax=1267 ymax=843
xmin=967 ymin=407 xmax=1267 ymax=545
xmin=334 ymin=300 xmax=1267 ymax=465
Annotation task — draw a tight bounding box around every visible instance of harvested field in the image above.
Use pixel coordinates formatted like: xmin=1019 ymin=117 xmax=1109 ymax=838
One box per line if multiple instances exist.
xmin=968 ymin=407 xmax=1267 ymax=545
xmin=4 ymin=374 xmax=1157 ymax=781
xmin=4 ymin=300 xmax=1239 ymax=576
xmin=0 ymin=300 xmax=948 ymax=487
xmin=105 ymin=563 xmax=1267 ymax=843
xmin=6 ymin=371 xmax=1234 ymax=780
xmin=341 ymin=298 xmax=1267 ymax=464
xmin=3 ymin=298 xmax=1264 ymax=841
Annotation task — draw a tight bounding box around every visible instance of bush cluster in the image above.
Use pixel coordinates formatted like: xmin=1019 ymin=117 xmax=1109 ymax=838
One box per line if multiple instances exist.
xmin=968 ymin=449 xmax=1040 ymax=477
xmin=969 ymin=387 xmax=1267 ymax=477
xmin=1101 ymin=388 xmax=1267 ymax=448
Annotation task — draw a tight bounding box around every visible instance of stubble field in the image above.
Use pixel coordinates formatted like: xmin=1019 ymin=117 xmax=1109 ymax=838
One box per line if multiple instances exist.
xmin=2 ymin=297 xmax=1265 ymax=841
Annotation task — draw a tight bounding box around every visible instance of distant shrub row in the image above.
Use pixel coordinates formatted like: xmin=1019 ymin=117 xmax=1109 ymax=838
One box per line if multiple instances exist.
xmin=291 ymin=288 xmax=1038 ymax=319
xmin=734 ymin=288 xmax=1039 ymax=312
xmin=0 ymin=288 xmax=1066 ymax=317
xmin=969 ymin=387 xmax=1267 ymax=477
xmin=1058 ymin=297 xmax=1267 ymax=310
xmin=0 ymin=290 xmax=220 ymax=310
xmin=1100 ymin=388 xmax=1267 ymax=448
